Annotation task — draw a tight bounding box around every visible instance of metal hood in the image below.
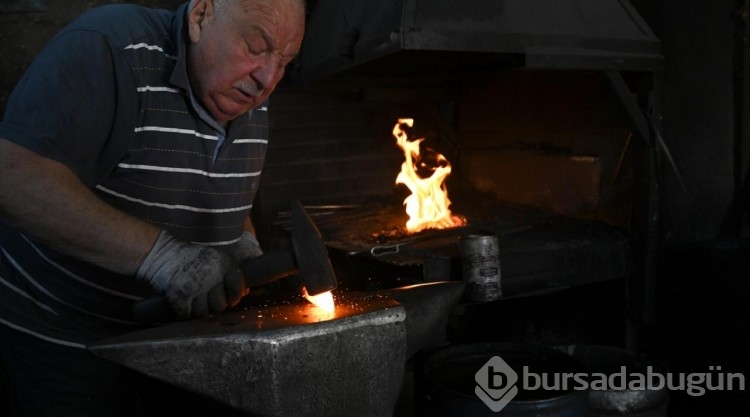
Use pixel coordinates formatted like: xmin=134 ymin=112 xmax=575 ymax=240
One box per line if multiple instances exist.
xmin=291 ymin=0 xmax=662 ymax=84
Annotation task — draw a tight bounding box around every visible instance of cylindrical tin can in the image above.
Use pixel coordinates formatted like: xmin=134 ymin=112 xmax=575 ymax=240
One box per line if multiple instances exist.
xmin=460 ymin=234 xmax=501 ymax=302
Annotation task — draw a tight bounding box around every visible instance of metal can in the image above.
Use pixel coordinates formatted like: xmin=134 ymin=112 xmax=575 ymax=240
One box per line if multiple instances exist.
xmin=460 ymin=234 xmax=502 ymax=302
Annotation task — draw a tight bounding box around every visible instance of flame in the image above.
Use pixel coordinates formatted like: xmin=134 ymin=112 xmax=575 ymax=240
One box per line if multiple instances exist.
xmin=393 ymin=118 xmax=465 ymax=233
xmin=302 ymin=287 xmax=336 ymax=313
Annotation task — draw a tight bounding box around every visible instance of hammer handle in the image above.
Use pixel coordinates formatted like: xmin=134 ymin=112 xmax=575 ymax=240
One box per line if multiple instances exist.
xmin=132 ymin=251 xmax=298 ymax=323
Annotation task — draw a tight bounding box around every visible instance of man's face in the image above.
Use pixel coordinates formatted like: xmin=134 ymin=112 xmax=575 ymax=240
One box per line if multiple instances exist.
xmin=187 ymin=0 xmax=305 ymax=123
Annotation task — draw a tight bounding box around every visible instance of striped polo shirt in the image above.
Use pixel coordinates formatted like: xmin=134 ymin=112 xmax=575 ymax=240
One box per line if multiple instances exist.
xmin=0 ymin=3 xmax=268 ymax=346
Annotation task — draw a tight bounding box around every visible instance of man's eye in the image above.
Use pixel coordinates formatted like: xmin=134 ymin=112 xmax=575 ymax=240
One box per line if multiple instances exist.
xmin=247 ymin=43 xmax=269 ymax=56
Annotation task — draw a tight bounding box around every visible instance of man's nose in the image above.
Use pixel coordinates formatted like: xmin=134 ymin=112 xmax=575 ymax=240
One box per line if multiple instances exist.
xmin=251 ymin=56 xmax=284 ymax=94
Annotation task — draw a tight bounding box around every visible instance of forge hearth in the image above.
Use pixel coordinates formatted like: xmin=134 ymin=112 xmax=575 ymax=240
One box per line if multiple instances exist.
xmin=256 ymin=0 xmax=661 ymax=362
xmin=271 ymin=194 xmax=630 ymax=298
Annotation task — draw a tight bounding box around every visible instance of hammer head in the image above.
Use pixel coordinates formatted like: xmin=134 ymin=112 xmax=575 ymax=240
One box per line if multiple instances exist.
xmin=291 ymin=200 xmax=338 ymax=295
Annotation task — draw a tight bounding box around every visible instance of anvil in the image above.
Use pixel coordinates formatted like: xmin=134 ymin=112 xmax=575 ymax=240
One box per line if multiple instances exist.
xmin=90 ymin=281 xmax=465 ymax=417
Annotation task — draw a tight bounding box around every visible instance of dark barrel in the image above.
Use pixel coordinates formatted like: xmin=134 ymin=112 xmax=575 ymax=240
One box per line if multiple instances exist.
xmin=419 ymin=343 xmax=589 ymax=417
xmin=554 ymin=345 xmax=670 ymax=417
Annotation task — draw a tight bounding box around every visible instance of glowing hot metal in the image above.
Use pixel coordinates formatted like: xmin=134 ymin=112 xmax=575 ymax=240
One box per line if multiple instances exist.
xmin=302 ymin=287 xmax=336 ymax=314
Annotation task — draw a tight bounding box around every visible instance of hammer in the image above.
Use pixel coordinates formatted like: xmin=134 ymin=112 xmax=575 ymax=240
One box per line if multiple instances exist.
xmin=132 ymin=200 xmax=338 ymax=323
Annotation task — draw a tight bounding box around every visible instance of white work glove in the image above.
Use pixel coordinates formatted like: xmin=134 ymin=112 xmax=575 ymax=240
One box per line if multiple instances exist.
xmin=222 ymin=231 xmax=263 ymax=263
xmin=136 ymin=231 xmax=246 ymax=318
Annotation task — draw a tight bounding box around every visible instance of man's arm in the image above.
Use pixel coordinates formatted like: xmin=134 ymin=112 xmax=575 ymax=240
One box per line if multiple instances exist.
xmin=0 ymin=138 xmax=159 ymax=275
xmin=0 ymin=138 xmax=247 ymax=317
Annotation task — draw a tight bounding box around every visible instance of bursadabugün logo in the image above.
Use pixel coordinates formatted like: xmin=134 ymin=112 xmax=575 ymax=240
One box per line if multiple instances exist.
xmin=475 ymin=355 xmax=745 ymax=413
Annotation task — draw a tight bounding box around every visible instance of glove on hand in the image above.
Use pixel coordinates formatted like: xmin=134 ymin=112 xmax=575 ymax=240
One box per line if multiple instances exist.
xmin=223 ymin=231 xmax=263 ymax=263
xmin=136 ymin=231 xmax=246 ymax=318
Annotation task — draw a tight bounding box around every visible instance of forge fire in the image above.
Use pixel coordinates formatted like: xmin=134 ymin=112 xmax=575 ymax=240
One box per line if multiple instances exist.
xmin=393 ymin=118 xmax=466 ymax=233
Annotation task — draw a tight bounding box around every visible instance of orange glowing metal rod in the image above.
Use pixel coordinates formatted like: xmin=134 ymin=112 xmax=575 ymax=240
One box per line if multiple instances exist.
xmin=302 ymin=287 xmax=335 ymax=313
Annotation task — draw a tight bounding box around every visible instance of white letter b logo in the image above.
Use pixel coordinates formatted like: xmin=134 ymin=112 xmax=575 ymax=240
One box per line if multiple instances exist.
xmin=475 ymin=356 xmax=519 ymax=412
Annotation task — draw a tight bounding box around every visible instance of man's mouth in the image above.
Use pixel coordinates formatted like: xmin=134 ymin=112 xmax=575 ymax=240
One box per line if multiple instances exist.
xmin=233 ymin=82 xmax=263 ymax=104
xmin=234 ymin=88 xmax=255 ymax=104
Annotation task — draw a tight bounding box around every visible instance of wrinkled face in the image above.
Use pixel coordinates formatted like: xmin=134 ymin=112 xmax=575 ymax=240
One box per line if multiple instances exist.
xmin=187 ymin=0 xmax=305 ymax=123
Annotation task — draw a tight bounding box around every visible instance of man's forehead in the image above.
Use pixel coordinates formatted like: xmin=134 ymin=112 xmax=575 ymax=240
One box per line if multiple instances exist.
xmin=233 ymin=1 xmax=304 ymax=52
xmin=233 ymin=0 xmax=305 ymax=20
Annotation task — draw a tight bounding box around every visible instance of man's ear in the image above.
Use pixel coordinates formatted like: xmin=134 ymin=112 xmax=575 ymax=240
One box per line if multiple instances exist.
xmin=187 ymin=0 xmax=216 ymax=43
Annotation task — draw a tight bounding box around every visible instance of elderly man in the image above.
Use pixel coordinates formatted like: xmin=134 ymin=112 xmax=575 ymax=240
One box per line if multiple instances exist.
xmin=0 ymin=0 xmax=305 ymax=415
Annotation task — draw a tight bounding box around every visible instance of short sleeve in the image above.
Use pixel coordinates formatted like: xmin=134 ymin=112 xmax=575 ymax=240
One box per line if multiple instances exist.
xmin=0 ymin=29 xmax=134 ymax=186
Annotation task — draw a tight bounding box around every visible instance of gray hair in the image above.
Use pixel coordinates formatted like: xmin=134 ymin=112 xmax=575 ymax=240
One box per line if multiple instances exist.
xmin=189 ymin=0 xmax=307 ymax=18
